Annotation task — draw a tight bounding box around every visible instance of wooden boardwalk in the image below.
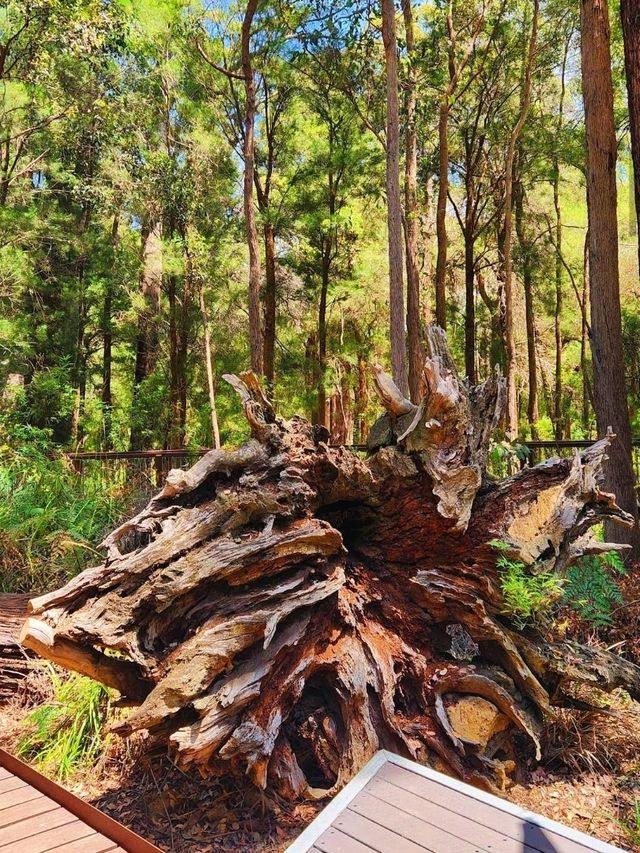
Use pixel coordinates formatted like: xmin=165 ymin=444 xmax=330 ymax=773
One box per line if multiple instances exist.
xmin=287 ymin=751 xmax=627 ymax=853
xmin=0 ymin=749 xmax=161 ymax=853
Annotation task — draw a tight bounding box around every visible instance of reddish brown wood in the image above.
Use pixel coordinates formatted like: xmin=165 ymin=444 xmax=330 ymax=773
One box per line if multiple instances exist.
xmin=0 ymin=784 xmax=43 ymax=808
xmin=0 ymin=775 xmax=27 ymax=794
xmin=0 ymin=796 xmax=59 ymax=828
xmin=0 ymin=804 xmax=78 ymax=846
xmin=8 ymin=821 xmax=97 ymax=853
xmin=0 ymin=750 xmax=161 ymax=852
xmin=49 ymin=835 xmax=120 ymax=852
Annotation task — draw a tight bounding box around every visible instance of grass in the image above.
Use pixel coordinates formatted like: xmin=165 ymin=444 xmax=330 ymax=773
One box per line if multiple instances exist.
xmin=17 ymin=665 xmax=112 ymax=780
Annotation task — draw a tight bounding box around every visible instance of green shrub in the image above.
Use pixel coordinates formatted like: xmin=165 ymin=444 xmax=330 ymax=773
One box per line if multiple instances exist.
xmin=563 ymin=551 xmax=626 ymax=627
xmin=18 ymin=667 xmax=111 ymax=780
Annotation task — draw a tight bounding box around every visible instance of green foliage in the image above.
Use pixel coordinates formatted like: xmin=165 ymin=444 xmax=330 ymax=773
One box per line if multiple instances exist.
xmin=18 ymin=666 xmax=111 ymax=780
xmin=487 ymin=441 xmax=530 ymax=477
xmin=0 ymin=418 xmax=128 ymax=591
xmin=489 ymin=540 xmax=565 ymax=629
xmin=563 ymin=552 xmax=626 ymax=628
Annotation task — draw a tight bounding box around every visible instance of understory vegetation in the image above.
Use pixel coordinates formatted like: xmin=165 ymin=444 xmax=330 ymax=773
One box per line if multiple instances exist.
xmin=0 ymin=416 xmax=136 ymax=592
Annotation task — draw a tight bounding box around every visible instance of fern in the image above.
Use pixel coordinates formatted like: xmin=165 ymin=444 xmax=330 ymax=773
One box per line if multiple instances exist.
xmin=563 ymin=552 xmax=626 ymax=627
xmin=490 ymin=540 xmax=564 ymax=629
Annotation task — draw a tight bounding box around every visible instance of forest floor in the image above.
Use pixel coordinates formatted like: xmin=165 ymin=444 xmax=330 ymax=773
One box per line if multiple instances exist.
xmin=1 ymin=684 xmax=640 ymax=853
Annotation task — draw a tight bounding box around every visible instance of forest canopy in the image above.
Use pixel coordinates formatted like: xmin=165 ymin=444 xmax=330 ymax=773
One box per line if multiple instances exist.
xmin=0 ymin=0 xmax=638 ymax=457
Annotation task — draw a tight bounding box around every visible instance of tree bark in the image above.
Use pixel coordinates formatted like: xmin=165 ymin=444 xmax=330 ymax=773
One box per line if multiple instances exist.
xmin=581 ymin=0 xmax=640 ymax=554
xmin=435 ymin=101 xmax=450 ymax=330
xmin=402 ymin=0 xmax=424 ymax=403
xmin=621 ymin=0 xmax=640 ymax=270
xmin=241 ymin=0 xmax=263 ymax=376
xmin=263 ymin=221 xmax=277 ymax=390
xmin=130 ymin=216 xmax=163 ymax=451
xmin=502 ymin=0 xmax=539 ymax=440
xmin=317 ymin=246 xmax=329 ymax=429
xmin=514 ymin=173 xmax=538 ymax=439
xmin=101 ymin=212 xmax=119 ymax=450
xmin=464 ymin=158 xmax=476 ymax=383
xmin=199 ymin=283 xmax=221 ymax=450
xmin=382 ymin=0 xmax=408 ymax=395
xmin=553 ymin=38 xmax=570 ymax=442
xmin=22 ymin=328 xmax=640 ymax=799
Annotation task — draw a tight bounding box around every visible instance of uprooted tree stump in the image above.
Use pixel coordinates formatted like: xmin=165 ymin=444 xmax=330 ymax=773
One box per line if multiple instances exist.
xmin=20 ymin=327 xmax=640 ymax=798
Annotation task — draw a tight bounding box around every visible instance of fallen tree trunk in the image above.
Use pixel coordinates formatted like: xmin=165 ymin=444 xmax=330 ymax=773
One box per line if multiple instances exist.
xmin=21 ymin=327 xmax=640 ymax=798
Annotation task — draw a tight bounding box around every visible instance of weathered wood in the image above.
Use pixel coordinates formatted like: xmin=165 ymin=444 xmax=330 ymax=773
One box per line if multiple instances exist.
xmin=23 ymin=325 xmax=640 ymax=800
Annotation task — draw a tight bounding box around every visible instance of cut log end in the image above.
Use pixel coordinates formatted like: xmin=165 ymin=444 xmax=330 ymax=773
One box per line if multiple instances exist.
xmin=22 ymin=325 xmax=640 ymax=798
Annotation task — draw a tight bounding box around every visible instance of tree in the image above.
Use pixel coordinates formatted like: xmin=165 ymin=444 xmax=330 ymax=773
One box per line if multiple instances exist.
xmin=402 ymin=0 xmax=424 ymax=402
xmin=241 ymin=0 xmax=264 ymax=376
xmin=434 ymin=0 xmax=484 ymax=331
xmin=501 ymin=0 xmax=539 ymax=440
xmin=581 ymin=0 xmax=640 ymax=552
xmin=381 ymin=0 xmax=408 ymax=395
xmin=620 ymin=0 xmax=640 ymax=271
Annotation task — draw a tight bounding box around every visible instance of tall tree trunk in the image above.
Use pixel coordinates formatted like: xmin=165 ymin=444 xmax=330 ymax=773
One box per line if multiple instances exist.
xmin=463 ymin=164 xmax=476 ymax=383
xmin=168 ymin=273 xmax=180 ymax=447
xmin=553 ymin=39 xmax=569 ymax=442
xmin=581 ymin=0 xmax=640 ymax=554
xmin=435 ymin=101 xmax=449 ymax=330
xmin=382 ymin=0 xmax=408 ymax=395
xmin=263 ymin=221 xmax=277 ymax=390
xmin=514 ymin=174 xmax=538 ymax=439
xmin=581 ymin=231 xmax=592 ymax=433
xmin=317 ymin=247 xmax=329 ymax=430
xmin=130 ymin=216 xmax=163 ymax=451
xmin=402 ymin=0 xmax=423 ymax=402
xmin=198 ymin=283 xmax=221 ymax=450
xmin=70 ymin=199 xmax=92 ymax=447
xmin=621 ymin=0 xmax=640 ymax=269
xmin=241 ymin=0 xmax=263 ymax=376
xmin=502 ymin=0 xmax=539 ymax=440
xmin=101 ymin=212 xmax=119 ymax=450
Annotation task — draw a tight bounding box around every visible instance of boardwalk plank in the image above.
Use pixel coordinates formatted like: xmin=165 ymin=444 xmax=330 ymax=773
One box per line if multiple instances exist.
xmin=335 ymin=809 xmax=434 ymax=852
xmin=315 ymin=827 xmax=377 ymax=852
xmin=0 ymin=804 xmax=77 ymax=846
xmin=378 ymin=763 xmax=594 ymax=853
xmin=47 ymin=833 xmax=120 ymax=852
xmin=364 ymin=776 xmax=537 ymax=852
xmin=0 ymin=794 xmax=58 ymax=828
xmin=0 ymin=783 xmax=43 ymax=810
xmin=4 ymin=819 xmax=97 ymax=853
xmin=0 ymin=774 xmax=28 ymax=794
xmin=347 ymin=793 xmax=482 ymax=853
